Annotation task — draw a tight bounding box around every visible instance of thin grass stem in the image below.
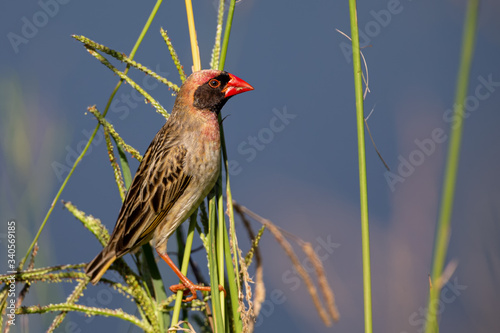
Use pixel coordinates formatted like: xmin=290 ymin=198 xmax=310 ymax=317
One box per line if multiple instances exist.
xmin=348 ymin=1 xmax=373 ymax=333
xmin=208 ymin=196 xmax=224 ymax=333
xmin=185 ymin=0 xmax=201 ymax=71
xmin=424 ymin=1 xmax=479 ymax=332
xmin=217 ymin=184 xmax=226 ymax=325
xmin=171 ymin=214 xmax=198 ymax=327
xmin=218 ymin=0 xmax=236 ymax=71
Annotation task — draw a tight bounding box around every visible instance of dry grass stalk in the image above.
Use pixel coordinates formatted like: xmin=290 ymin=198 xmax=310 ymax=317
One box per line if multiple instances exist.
xmin=302 ymin=243 xmax=339 ymax=321
xmin=252 ymin=260 xmax=265 ymax=323
xmin=250 ymin=231 xmax=265 ymax=321
xmin=233 ymin=201 xmax=337 ymax=327
xmin=202 ymin=299 xmax=214 ymax=333
xmin=238 ymin=246 xmax=255 ymax=332
xmin=233 ymin=202 xmax=261 ymax=332
xmin=236 ymin=207 xmax=266 ymax=320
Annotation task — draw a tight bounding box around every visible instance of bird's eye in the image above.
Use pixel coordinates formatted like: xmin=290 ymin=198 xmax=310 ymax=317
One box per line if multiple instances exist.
xmin=208 ymin=79 xmax=221 ymax=88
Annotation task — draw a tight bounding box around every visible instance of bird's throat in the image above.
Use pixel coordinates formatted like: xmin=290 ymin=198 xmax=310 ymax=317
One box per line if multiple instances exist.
xmin=200 ymin=111 xmax=221 ymax=144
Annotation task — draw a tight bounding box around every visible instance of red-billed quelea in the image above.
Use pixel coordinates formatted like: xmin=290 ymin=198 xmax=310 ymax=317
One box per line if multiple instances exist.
xmin=85 ymin=70 xmax=253 ymax=301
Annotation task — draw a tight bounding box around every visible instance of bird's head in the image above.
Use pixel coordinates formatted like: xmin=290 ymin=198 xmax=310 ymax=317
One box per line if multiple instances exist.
xmin=177 ymin=70 xmax=254 ymax=114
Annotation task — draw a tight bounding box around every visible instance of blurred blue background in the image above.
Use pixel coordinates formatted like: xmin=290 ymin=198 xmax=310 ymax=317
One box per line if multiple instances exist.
xmin=1 ymin=0 xmax=499 ymax=332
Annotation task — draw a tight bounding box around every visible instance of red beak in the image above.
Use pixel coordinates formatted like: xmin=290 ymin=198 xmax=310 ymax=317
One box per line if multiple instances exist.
xmin=223 ymin=73 xmax=254 ymax=98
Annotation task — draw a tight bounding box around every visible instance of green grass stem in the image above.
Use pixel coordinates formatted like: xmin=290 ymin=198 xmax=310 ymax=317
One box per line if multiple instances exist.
xmin=171 ymin=214 xmax=198 ymax=327
xmin=208 ymin=197 xmax=225 ymax=333
xmin=19 ymin=304 xmax=153 ymax=333
xmin=424 ymin=1 xmax=479 ymax=332
xmin=218 ymin=0 xmax=236 ymax=71
xmin=348 ymin=1 xmax=373 ymax=333
xmin=217 ymin=185 xmax=226 ymax=325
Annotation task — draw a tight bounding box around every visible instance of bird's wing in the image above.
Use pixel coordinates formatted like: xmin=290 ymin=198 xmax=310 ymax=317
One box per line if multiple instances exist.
xmin=108 ymin=126 xmax=192 ymax=255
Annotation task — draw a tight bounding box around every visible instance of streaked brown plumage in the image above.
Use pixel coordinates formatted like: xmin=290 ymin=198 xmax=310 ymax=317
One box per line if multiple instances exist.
xmin=85 ymin=70 xmax=253 ymax=301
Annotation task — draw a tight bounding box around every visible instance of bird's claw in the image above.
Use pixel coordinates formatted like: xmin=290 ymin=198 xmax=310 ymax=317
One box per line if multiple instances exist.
xmin=169 ymin=283 xmax=226 ymax=302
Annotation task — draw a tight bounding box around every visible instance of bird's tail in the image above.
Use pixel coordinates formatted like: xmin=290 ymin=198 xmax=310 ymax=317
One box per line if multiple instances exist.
xmin=85 ymin=248 xmax=117 ymax=285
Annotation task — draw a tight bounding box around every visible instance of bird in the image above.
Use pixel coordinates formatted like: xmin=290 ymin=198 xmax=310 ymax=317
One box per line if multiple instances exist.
xmin=85 ymin=69 xmax=253 ymax=301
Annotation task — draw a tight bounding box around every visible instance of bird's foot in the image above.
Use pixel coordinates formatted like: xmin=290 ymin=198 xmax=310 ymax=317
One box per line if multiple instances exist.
xmin=156 ymin=249 xmax=226 ymax=302
xmin=169 ymin=282 xmax=226 ymax=302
